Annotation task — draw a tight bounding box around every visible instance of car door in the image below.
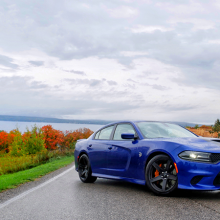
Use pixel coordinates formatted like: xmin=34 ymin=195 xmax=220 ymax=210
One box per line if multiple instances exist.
xmin=87 ymin=125 xmax=115 ymax=175
xmin=107 ymin=123 xmax=139 ymax=178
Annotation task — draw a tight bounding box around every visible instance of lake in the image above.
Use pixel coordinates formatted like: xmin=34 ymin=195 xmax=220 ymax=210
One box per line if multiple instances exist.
xmin=0 ymin=121 xmax=103 ymax=133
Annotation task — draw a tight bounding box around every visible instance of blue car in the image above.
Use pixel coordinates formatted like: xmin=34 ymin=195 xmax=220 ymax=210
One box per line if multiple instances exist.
xmin=74 ymin=121 xmax=220 ymax=195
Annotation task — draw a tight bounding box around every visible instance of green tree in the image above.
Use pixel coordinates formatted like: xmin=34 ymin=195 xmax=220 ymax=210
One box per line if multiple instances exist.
xmin=212 ymin=119 xmax=220 ymax=138
xmin=23 ymin=125 xmax=45 ymax=155
xmin=194 ymin=124 xmax=199 ymax=129
xmin=9 ymin=129 xmax=25 ymax=156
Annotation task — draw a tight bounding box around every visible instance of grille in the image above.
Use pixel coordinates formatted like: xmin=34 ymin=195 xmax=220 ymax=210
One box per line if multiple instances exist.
xmin=191 ymin=176 xmax=203 ymax=185
xmin=213 ymin=172 xmax=220 ymax=186
xmin=210 ymin=153 xmax=220 ymax=163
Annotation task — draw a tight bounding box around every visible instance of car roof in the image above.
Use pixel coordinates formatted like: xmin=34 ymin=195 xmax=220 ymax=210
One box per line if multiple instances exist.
xmin=103 ymin=120 xmax=177 ymax=127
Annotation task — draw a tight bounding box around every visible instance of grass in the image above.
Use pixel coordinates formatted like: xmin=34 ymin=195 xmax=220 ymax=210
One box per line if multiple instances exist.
xmin=0 ymin=155 xmax=75 ymax=192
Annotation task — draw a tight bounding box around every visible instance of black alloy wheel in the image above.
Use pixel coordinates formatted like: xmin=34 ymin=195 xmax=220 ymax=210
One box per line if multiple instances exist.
xmin=145 ymin=154 xmax=178 ymax=195
xmin=78 ymin=154 xmax=97 ymax=183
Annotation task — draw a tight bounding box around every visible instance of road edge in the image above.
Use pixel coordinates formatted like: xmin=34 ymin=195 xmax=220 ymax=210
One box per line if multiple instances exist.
xmin=0 ymin=162 xmax=76 ymax=205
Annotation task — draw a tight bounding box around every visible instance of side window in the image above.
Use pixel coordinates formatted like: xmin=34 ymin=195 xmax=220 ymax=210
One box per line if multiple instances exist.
xmin=113 ymin=124 xmax=136 ymax=140
xmin=98 ymin=125 xmax=114 ymax=140
xmin=94 ymin=131 xmax=100 ymax=139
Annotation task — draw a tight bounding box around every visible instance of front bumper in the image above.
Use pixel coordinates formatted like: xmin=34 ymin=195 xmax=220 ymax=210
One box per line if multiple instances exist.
xmin=176 ymin=158 xmax=220 ymax=190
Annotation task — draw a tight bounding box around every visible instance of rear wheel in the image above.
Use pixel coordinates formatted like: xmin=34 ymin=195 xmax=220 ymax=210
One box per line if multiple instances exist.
xmin=78 ymin=154 xmax=97 ymax=183
xmin=145 ymin=154 xmax=178 ymax=195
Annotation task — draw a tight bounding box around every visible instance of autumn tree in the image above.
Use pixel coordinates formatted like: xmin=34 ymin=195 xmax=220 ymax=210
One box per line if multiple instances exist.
xmin=42 ymin=125 xmax=64 ymax=150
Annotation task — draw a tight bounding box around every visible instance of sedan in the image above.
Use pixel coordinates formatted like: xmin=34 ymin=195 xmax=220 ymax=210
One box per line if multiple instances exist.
xmin=74 ymin=121 xmax=220 ymax=195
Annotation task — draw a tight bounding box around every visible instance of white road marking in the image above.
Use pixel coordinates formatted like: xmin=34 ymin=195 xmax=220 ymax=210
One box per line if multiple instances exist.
xmin=0 ymin=165 xmax=75 ymax=209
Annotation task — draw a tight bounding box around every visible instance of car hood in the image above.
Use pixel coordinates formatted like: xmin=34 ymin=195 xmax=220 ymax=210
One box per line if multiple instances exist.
xmin=154 ymin=137 xmax=220 ymax=153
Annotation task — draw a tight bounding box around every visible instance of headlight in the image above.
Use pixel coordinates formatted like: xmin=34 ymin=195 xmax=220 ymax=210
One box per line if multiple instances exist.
xmin=179 ymin=151 xmax=211 ymax=162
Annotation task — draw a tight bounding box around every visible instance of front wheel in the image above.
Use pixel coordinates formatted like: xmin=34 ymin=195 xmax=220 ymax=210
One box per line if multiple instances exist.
xmin=145 ymin=154 xmax=178 ymax=195
xmin=78 ymin=154 xmax=97 ymax=183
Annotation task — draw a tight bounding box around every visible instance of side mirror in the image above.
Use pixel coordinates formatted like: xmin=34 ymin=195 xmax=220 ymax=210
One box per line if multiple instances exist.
xmin=121 ymin=133 xmax=138 ymax=140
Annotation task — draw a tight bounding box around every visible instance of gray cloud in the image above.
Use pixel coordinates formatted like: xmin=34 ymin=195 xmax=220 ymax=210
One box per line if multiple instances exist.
xmin=0 ymin=0 xmax=216 ymax=90
xmin=65 ymin=78 xmax=119 ymax=87
xmin=65 ymin=78 xmax=102 ymax=87
xmin=0 ymin=1 xmax=220 ymax=123
xmin=152 ymin=84 xmax=170 ymax=91
xmin=64 ymin=70 xmax=86 ymax=75
xmin=0 ymin=76 xmax=137 ymax=118
xmin=107 ymin=80 xmax=117 ymax=86
xmin=29 ymin=61 xmax=44 ymax=66
xmin=0 ymin=55 xmax=19 ymax=69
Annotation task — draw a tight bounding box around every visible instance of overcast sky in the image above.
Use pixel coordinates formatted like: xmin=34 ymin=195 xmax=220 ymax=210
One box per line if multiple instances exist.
xmin=0 ymin=0 xmax=220 ymax=124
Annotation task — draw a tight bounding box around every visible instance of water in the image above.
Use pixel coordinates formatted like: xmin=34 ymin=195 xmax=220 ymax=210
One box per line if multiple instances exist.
xmin=0 ymin=121 xmax=103 ymax=133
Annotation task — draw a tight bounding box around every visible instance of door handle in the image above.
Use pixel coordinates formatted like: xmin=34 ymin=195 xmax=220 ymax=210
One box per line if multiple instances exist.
xmin=108 ymin=146 xmax=112 ymax=150
xmin=89 ymin=144 xmax=92 ymax=147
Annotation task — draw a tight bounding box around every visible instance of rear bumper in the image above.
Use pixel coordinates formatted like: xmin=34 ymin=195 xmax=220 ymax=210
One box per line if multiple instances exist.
xmin=74 ymin=151 xmax=79 ymax=171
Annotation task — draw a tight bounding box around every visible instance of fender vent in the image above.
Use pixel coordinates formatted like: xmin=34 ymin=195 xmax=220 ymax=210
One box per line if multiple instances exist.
xmin=191 ymin=176 xmax=203 ymax=185
xmin=213 ymin=172 xmax=220 ymax=186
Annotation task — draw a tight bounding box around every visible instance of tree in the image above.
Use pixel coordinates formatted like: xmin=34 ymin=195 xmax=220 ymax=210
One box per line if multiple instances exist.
xmin=194 ymin=124 xmax=199 ymax=129
xmin=212 ymin=119 xmax=220 ymax=138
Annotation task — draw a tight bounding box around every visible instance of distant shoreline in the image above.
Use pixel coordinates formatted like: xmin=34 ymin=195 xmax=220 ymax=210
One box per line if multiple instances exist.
xmin=0 ymin=115 xmax=207 ymax=127
xmin=0 ymin=115 xmax=111 ymax=125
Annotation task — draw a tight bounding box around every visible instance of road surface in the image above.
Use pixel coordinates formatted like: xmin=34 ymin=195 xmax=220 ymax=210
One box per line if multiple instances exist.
xmin=1 ymin=164 xmax=220 ymax=220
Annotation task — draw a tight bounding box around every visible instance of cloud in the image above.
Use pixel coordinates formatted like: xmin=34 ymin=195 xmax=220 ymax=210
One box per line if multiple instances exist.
xmin=65 ymin=78 xmax=118 ymax=87
xmin=0 ymin=54 xmax=19 ymax=69
xmin=29 ymin=61 xmax=44 ymax=66
xmin=107 ymin=80 xmax=117 ymax=85
xmin=64 ymin=70 xmax=86 ymax=75
xmin=0 ymin=75 xmax=137 ymax=119
xmin=0 ymin=0 xmax=220 ymax=123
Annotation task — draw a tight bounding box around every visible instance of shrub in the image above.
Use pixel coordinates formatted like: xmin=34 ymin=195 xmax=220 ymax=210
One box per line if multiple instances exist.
xmin=62 ymin=128 xmax=93 ymax=149
xmin=8 ymin=129 xmax=25 ymax=156
xmin=0 ymin=131 xmax=8 ymax=153
xmin=41 ymin=125 xmax=64 ymax=150
xmin=23 ymin=125 xmax=45 ymax=155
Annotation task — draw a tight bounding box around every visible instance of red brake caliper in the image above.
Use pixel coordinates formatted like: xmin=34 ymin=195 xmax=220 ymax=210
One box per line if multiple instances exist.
xmin=154 ymin=164 xmax=162 ymax=177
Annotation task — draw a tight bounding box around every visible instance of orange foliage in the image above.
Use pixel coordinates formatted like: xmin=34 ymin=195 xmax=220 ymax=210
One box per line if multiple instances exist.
xmin=63 ymin=128 xmax=93 ymax=148
xmin=0 ymin=130 xmax=17 ymax=153
xmin=200 ymin=125 xmax=212 ymax=129
xmin=0 ymin=131 xmax=8 ymax=153
xmin=41 ymin=125 xmax=64 ymax=150
xmin=187 ymin=126 xmax=218 ymax=138
xmin=0 ymin=126 xmax=93 ymax=154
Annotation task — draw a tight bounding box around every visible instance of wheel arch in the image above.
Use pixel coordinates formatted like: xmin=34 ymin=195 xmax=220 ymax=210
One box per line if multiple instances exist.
xmin=78 ymin=150 xmax=89 ymax=159
xmin=144 ymin=150 xmax=176 ymax=169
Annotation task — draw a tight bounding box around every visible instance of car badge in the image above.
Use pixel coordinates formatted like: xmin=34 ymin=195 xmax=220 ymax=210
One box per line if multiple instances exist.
xmin=139 ymin=152 xmax=142 ymax=157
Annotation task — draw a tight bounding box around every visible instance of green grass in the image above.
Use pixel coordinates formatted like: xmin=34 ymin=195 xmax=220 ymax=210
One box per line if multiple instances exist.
xmin=0 ymin=156 xmax=75 ymax=192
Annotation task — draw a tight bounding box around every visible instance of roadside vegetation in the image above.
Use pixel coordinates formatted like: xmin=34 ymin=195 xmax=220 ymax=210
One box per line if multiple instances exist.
xmin=0 ymin=156 xmax=75 ymax=192
xmin=186 ymin=119 xmax=220 ymax=138
xmin=0 ymin=125 xmax=93 ymax=175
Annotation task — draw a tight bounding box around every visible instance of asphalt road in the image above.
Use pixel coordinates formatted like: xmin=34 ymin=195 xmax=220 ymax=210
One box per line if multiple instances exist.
xmin=1 ymin=164 xmax=220 ymax=220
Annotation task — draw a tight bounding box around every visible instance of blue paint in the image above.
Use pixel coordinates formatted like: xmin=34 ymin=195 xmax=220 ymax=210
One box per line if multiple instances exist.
xmin=74 ymin=121 xmax=220 ymax=191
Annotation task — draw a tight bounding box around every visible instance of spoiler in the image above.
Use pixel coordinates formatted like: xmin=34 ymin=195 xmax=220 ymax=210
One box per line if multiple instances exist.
xmin=77 ymin=139 xmax=87 ymax=143
xmin=200 ymin=137 xmax=220 ymax=143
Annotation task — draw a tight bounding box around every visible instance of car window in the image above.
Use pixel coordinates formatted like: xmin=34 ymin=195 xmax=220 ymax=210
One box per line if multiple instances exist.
xmin=137 ymin=122 xmax=197 ymax=138
xmin=94 ymin=131 xmax=100 ymax=139
xmin=113 ymin=124 xmax=136 ymax=140
xmin=98 ymin=125 xmax=114 ymax=140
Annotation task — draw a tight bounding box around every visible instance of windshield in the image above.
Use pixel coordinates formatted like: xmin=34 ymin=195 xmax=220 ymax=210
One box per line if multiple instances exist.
xmin=136 ymin=122 xmax=197 ymax=139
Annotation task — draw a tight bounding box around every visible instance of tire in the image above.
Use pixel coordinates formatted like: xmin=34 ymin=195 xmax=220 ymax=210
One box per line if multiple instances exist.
xmin=78 ymin=154 xmax=97 ymax=183
xmin=145 ymin=154 xmax=178 ymax=196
